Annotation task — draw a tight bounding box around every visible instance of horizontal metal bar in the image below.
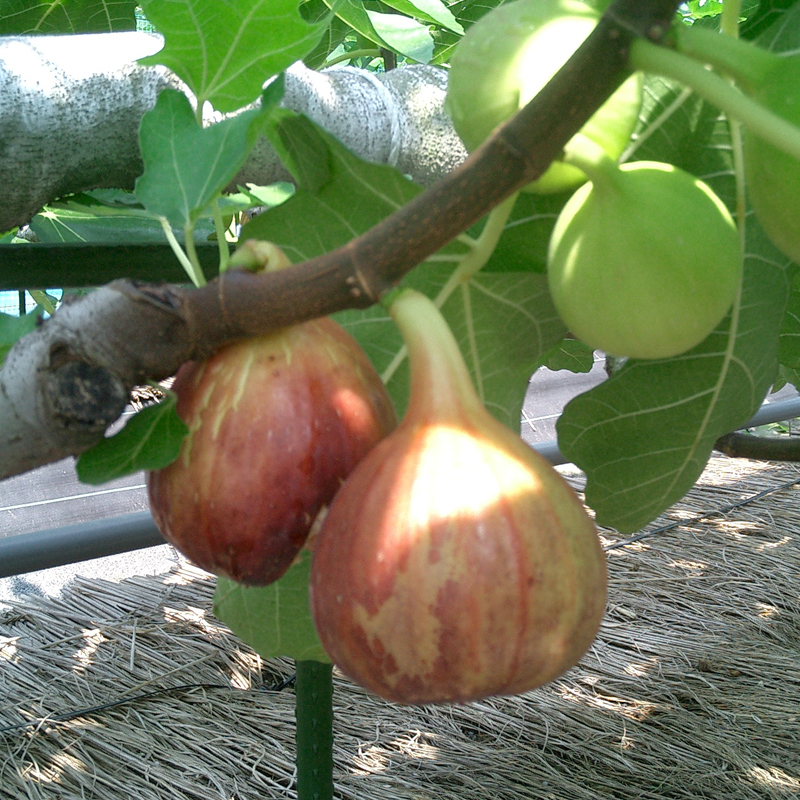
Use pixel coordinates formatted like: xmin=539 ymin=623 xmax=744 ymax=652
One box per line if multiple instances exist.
xmin=2 ymin=395 xmax=800 ymax=579
xmin=0 ymin=512 xmax=165 ymax=579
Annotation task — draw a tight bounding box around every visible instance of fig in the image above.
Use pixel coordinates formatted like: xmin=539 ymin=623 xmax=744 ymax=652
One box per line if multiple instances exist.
xmin=147 ymin=318 xmax=397 ymax=586
xmin=547 ymin=153 xmax=742 ymax=359
xmin=445 ymin=0 xmax=643 ymax=194
xmin=670 ymin=25 xmax=800 ymax=265
xmin=309 ymin=289 xmax=606 ymax=705
xmin=742 ymin=58 xmax=800 ymax=265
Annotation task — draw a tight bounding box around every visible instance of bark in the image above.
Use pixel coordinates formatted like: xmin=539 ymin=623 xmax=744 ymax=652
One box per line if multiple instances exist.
xmin=0 ymin=32 xmax=465 ymax=231
xmin=714 ymin=432 xmax=800 ymax=461
xmin=0 ymin=0 xmax=682 ymax=481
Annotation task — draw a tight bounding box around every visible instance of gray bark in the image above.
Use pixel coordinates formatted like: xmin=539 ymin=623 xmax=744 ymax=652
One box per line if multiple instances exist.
xmin=0 ymin=32 xmax=466 ymax=231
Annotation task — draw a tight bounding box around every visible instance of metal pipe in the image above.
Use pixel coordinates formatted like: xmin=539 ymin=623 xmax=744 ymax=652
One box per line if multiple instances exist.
xmin=0 ymin=512 xmax=165 ymax=579
xmin=2 ymin=395 xmax=800 ymax=579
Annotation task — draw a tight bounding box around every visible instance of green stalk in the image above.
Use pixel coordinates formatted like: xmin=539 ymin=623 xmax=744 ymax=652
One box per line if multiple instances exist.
xmin=158 ymin=217 xmax=207 ymax=287
xmin=629 ymin=38 xmax=800 ymax=164
xmin=323 ymin=48 xmax=381 ymax=68
xmin=380 ymin=193 xmax=518 ymax=386
xmin=212 ymin=198 xmax=230 ymax=273
xmin=295 ymin=660 xmax=334 ymax=800
xmin=671 ymin=24 xmax=776 ymax=88
xmin=561 ymin=134 xmax=623 ymax=190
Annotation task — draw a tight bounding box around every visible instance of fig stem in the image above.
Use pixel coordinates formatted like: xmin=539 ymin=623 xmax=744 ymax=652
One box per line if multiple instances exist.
xmin=295 ymin=660 xmax=334 ymax=800
xmin=628 ymin=38 xmax=800 ymax=164
xmin=561 ymin=134 xmax=621 ymax=189
xmin=388 ymin=289 xmax=482 ymax=418
xmin=671 ymin=24 xmax=776 ymax=90
xmin=379 ymin=194 xmax=517 ymax=388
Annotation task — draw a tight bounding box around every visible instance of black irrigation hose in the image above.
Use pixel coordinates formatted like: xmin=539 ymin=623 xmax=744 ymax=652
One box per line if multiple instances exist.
xmin=0 ymin=674 xmax=296 ymax=736
xmin=604 ymin=474 xmax=800 ymax=551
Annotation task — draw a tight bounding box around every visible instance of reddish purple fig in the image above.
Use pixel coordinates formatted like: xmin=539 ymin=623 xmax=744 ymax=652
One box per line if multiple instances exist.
xmin=148 ymin=318 xmax=396 ymax=586
xmin=310 ymin=290 xmax=606 ymax=705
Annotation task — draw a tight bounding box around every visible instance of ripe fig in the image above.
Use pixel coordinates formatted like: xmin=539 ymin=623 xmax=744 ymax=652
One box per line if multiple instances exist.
xmin=310 ymin=290 xmax=606 ymax=705
xmin=445 ymin=0 xmax=643 ymax=194
xmin=148 ymin=318 xmax=396 ymax=586
xmin=547 ymin=152 xmax=742 ymax=359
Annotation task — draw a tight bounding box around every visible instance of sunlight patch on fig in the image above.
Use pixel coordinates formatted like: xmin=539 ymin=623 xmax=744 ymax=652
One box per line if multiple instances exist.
xmin=445 ymin=0 xmax=643 ymax=194
xmin=310 ymin=289 xmax=606 ymax=705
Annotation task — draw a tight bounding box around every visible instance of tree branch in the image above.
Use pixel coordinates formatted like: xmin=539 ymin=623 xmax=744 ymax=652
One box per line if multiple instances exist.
xmin=714 ymin=432 xmax=800 ymax=462
xmin=0 ymin=33 xmax=464 ymax=231
xmin=0 ymin=0 xmax=682 ymax=481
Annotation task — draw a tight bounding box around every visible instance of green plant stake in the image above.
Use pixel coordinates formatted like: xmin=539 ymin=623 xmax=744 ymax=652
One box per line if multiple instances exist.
xmin=295 ymin=660 xmax=334 ymax=800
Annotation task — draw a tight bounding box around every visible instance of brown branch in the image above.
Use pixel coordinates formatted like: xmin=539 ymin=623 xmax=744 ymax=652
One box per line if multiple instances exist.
xmin=714 ymin=432 xmax=800 ymax=462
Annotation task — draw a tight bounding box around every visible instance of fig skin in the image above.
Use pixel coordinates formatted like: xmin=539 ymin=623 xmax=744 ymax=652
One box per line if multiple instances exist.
xmin=743 ymin=57 xmax=800 ymax=265
xmin=445 ymin=0 xmax=642 ymax=194
xmin=148 ymin=318 xmax=397 ymax=586
xmin=547 ymin=159 xmax=742 ymax=359
xmin=310 ymin=290 xmax=606 ymax=705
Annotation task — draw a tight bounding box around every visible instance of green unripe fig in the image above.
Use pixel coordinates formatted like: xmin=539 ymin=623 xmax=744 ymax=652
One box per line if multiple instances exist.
xmin=547 ymin=157 xmax=742 ymax=359
xmin=445 ymin=0 xmax=642 ymax=194
xmin=743 ymin=57 xmax=800 ymax=265
xmin=670 ymin=25 xmax=800 ymax=265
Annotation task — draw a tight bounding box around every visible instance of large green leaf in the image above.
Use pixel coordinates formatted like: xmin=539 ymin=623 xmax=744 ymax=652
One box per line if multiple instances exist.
xmin=138 ymin=0 xmax=328 ymax=111
xmin=134 ymin=88 xmax=276 ymax=228
xmin=244 ymin=113 xmax=565 ymax=428
xmin=0 ymin=0 xmax=137 ymax=33
xmin=213 ymin=551 xmax=329 ymax=663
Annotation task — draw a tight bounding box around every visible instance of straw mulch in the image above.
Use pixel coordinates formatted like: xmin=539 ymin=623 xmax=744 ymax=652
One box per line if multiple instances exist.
xmin=1 ymin=454 xmax=799 ymax=799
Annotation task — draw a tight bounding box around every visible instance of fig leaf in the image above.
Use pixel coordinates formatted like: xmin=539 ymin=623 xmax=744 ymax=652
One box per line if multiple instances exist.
xmin=244 ymin=114 xmax=566 ymax=428
xmin=138 ymin=0 xmax=328 ymax=111
xmin=76 ymin=394 xmax=188 ymax=485
xmin=135 ymin=85 xmax=280 ymax=228
xmin=214 ymin=551 xmax=330 ymax=663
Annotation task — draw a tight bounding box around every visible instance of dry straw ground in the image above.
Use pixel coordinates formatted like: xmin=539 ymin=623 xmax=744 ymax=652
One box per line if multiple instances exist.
xmin=1 ymin=454 xmax=799 ymax=799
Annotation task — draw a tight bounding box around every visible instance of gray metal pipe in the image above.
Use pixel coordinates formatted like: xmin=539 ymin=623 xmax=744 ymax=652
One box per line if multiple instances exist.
xmin=0 ymin=511 xmax=165 ymax=578
xmin=2 ymin=395 xmax=800 ymax=579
